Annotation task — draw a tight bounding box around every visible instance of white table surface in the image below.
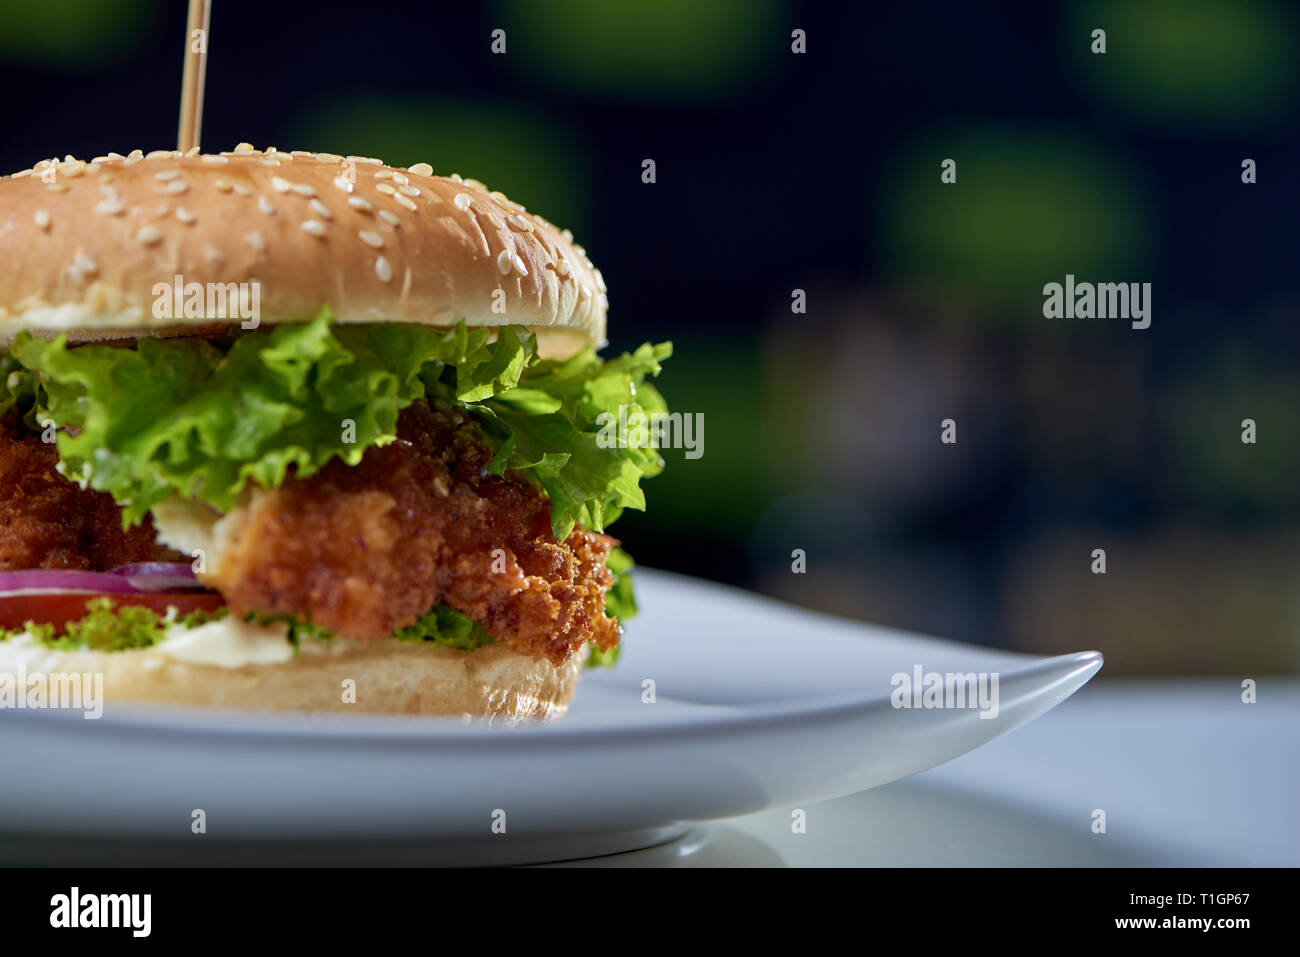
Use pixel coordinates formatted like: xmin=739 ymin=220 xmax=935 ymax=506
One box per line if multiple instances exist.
xmin=557 ymin=679 xmax=1300 ymax=867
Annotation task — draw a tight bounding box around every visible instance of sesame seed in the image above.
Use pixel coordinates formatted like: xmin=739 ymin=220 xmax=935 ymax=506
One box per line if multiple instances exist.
xmin=67 ymin=252 xmax=98 ymax=281
xmin=234 ymin=143 xmax=255 ymax=152
xmin=377 ymin=209 xmax=399 ymax=226
xmin=244 ymin=230 xmax=265 ymax=251
xmin=449 ymin=173 xmax=464 ymax=183
xmin=33 ymin=210 xmax=51 ymax=230
xmin=258 ymin=195 xmax=275 ymax=215
xmin=374 ymin=170 xmax=392 ymax=180
xmin=579 ymin=284 xmax=592 ymax=299
xmin=176 ymin=207 xmax=197 ymax=224
xmin=145 ymin=150 xmax=171 ymax=159
xmin=464 ymin=178 xmax=487 ymax=192
xmin=260 ymin=157 xmax=281 ymax=166
xmin=490 ymin=190 xmax=523 ymax=212
xmin=374 ymin=256 xmax=393 ymax=282
xmin=399 ymin=184 xmax=420 ymax=197
xmin=45 ymin=182 xmax=69 ymax=193
xmin=202 ymin=155 xmax=228 ymax=164
xmin=317 ymin=152 xmax=342 ymax=163
xmin=348 ymin=196 xmax=373 ymax=212
xmin=96 ymin=198 xmax=125 ymax=216
xmin=214 ymin=177 xmax=233 ymax=192
xmin=290 ymin=150 xmax=313 ymax=158
xmin=61 ymin=162 xmax=86 ymax=178
xmin=555 ymin=258 xmax=570 ymax=277
xmin=164 ymin=179 xmax=189 ymax=194
xmin=486 ymin=212 xmax=505 ymax=229
xmin=203 ymin=244 xmax=224 ymax=265
xmin=358 ymin=230 xmax=384 ymax=248
xmin=270 ymin=176 xmax=291 ymax=193
xmin=392 ymin=193 xmax=418 ymax=212
xmin=593 ymin=268 xmax=607 ymax=293
xmin=507 ymin=214 xmax=534 ymax=232
xmin=453 ymin=192 xmax=472 ymax=210
xmin=231 ymin=182 xmax=252 ymax=196
xmin=333 ymin=175 xmax=354 ymax=193
xmin=154 ymin=169 xmax=181 ymax=180
xmin=512 ymin=253 xmax=529 ymax=276
xmin=126 ymin=150 xmax=143 ymax=160
xmin=184 ymin=146 xmax=200 ymax=157
xmin=375 ymin=182 xmax=396 ymax=196
xmin=290 ymin=182 xmax=316 ymax=197
xmin=496 ymin=249 xmax=513 ymax=275
xmin=561 ymin=229 xmax=573 ymax=242
xmin=391 ymin=172 xmax=409 ymax=186
xmin=408 ymin=162 xmax=433 ymax=176
xmin=300 ymin=219 xmax=327 ymax=236
xmin=310 ymin=198 xmax=332 ymax=219
xmin=136 ymin=225 xmax=162 ymax=245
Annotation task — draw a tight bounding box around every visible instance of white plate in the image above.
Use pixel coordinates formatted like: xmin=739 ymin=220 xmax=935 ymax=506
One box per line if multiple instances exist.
xmin=0 ymin=569 xmax=1101 ymax=865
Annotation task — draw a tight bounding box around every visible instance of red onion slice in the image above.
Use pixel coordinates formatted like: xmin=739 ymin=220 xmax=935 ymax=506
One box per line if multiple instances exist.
xmin=0 ymin=570 xmax=145 ymax=598
xmin=0 ymin=563 xmax=203 ymax=599
xmin=106 ymin=562 xmax=201 ymax=591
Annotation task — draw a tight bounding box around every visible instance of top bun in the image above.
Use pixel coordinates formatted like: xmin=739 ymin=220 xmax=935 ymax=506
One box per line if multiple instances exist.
xmin=0 ymin=146 xmax=607 ymax=358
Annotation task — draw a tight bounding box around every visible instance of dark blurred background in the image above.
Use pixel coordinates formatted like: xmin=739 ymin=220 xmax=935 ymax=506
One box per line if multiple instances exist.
xmin=3 ymin=0 xmax=1297 ymax=675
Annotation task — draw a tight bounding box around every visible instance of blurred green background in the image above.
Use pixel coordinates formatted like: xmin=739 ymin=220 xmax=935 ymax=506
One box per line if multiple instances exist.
xmin=2 ymin=0 xmax=1297 ymax=675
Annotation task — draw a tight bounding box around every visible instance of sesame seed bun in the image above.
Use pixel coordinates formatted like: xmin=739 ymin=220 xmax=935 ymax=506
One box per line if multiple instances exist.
xmin=0 ymin=633 xmax=585 ymax=721
xmin=0 ymin=147 xmax=608 ymax=358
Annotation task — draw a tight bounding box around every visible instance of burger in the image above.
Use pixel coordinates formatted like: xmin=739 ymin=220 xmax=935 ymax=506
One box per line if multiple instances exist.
xmin=0 ymin=144 xmax=669 ymax=721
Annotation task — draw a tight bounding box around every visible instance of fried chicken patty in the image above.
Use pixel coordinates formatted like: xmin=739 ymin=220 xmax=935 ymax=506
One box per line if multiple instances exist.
xmin=0 ymin=416 xmax=181 ymax=571
xmin=203 ymin=402 xmax=620 ymax=665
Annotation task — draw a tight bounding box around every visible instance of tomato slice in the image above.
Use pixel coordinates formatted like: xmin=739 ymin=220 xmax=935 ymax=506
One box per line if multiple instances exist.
xmin=0 ymin=592 xmax=227 ymax=632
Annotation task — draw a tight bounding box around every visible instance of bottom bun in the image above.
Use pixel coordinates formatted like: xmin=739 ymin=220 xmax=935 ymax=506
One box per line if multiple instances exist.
xmin=0 ymin=638 xmax=584 ymax=721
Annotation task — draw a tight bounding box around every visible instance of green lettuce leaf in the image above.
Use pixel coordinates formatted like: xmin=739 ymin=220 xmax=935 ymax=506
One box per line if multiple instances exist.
xmin=468 ymin=343 xmax=670 ymax=539
xmin=0 ymin=353 xmax=46 ymax=429
xmin=7 ymin=308 xmax=670 ymax=542
xmin=0 ymin=598 xmax=226 ymax=652
xmin=394 ymin=604 xmax=496 ymax=651
xmin=239 ymin=610 xmax=336 ymax=648
xmin=0 ymin=598 xmax=497 ymax=654
xmin=586 ymin=546 xmax=638 ymax=668
xmin=244 ymin=602 xmax=495 ymax=652
xmin=603 ymin=546 xmax=638 ymax=623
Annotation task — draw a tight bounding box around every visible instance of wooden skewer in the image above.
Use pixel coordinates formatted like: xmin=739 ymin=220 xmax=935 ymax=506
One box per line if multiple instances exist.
xmin=177 ymin=0 xmax=213 ymax=153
